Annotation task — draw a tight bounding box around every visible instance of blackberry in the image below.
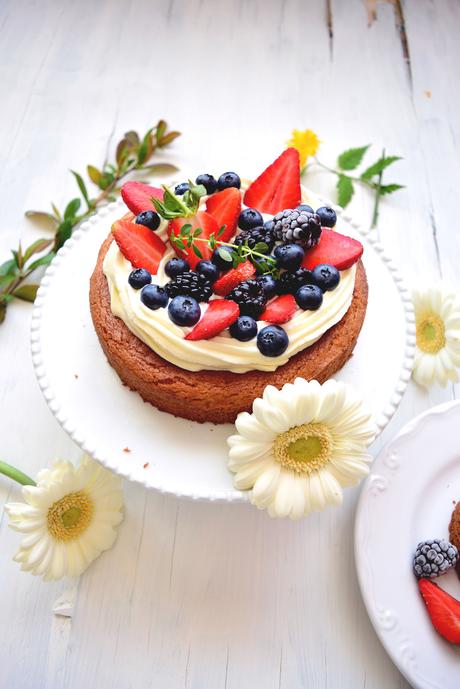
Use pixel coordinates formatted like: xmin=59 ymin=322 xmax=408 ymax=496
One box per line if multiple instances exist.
xmin=165 ymin=270 xmax=212 ymax=302
xmin=273 ymin=208 xmax=322 ymax=248
xmin=413 ymin=539 xmax=459 ymax=579
xmin=227 ymin=280 xmax=267 ymax=318
xmin=234 ymin=226 xmax=275 ymax=253
xmin=277 ymin=268 xmax=313 ymax=295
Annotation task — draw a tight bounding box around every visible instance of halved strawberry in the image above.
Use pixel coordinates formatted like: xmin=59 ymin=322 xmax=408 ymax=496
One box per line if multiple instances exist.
xmin=206 ymin=187 xmax=241 ymax=241
xmin=418 ymin=579 xmax=460 ymax=644
xmin=168 ymin=211 xmax=218 ymax=269
xmin=244 ymin=148 xmax=301 ymax=214
xmin=121 ymin=181 xmax=164 ymax=215
xmin=260 ymin=294 xmax=297 ymax=324
xmin=112 ymin=219 xmax=166 ymax=274
xmin=301 ymin=228 xmax=363 ymax=270
xmin=212 ymin=260 xmax=256 ymax=297
xmin=185 ymin=299 xmax=240 ymax=340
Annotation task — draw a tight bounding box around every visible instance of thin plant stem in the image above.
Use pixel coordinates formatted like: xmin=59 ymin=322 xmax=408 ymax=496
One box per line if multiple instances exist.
xmin=0 ymin=460 xmax=36 ymax=486
xmin=371 ymin=148 xmax=385 ymax=228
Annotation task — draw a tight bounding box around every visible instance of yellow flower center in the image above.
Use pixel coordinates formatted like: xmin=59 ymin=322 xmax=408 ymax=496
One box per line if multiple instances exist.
xmin=47 ymin=491 xmax=93 ymax=541
xmin=273 ymin=423 xmax=332 ymax=475
xmin=416 ymin=311 xmax=446 ymax=354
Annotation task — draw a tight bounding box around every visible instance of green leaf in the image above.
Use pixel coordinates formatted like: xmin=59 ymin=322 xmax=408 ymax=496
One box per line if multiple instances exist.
xmin=378 ymin=183 xmax=405 ymax=195
xmin=337 ymin=175 xmax=354 ymax=207
xmin=55 ymin=220 xmax=73 ymax=249
xmin=71 ymin=170 xmax=91 ymax=209
xmin=360 ymin=156 xmax=402 ymax=180
xmin=140 ymin=163 xmax=179 ymax=175
xmin=158 ymin=131 xmax=181 ymax=147
xmin=337 ymin=145 xmax=370 ymax=170
xmin=192 ymin=244 xmax=203 ymax=259
xmin=24 ymin=210 xmax=59 ymax=230
xmin=137 ymin=128 xmax=154 ymax=165
xmin=253 ymin=242 xmax=269 ymax=254
xmin=23 ymin=239 xmax=54 ymax=263
xmin=0 ymin=258 xmax=18 ymax=277
xmin=156 ymin=120 xmax=167 ymax=142
xmin=87 ymin=165 xmax=102 ymax=186
xmin=0 ymin=273 xmax=15 ymax=290
xmin=124 ymin=130 xmax=140 ymax=148
xmin=12 ymin=284 xmax=39 ymax=302
xmin=217 ymin=225 xmax=226 ymax=238
xmin=51 ymin=203 xmax=62 ymax=220
xmin=64 ymin=197 xmax=81 ymax=220
xmin=218 ymin=248 xmax=233 ymax=264
xmin=28 ymin=252 xmax=55 ymax=272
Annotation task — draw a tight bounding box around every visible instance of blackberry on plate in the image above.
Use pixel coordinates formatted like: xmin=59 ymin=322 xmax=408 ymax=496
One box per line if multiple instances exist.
xmin=312 ymin=264 xmax=340 ymax=292
xmin=175 ymin=182 xmax=189 ymax=195
xmin=230 ymin=315 xmax=258 ymax=341
xmin=273 ymin=208 xmax=322 ymax=248
xmin=217 ymin=172 xmax=241 ymax=190
xmin=166 ymin=270 xmax=212 ymax=302
xmin=256 ymin=274 xmax=277 ymax=298
xmin=165 ymin=257 xmax=189 ymax=278
xmin=413 ymin=539 xmax=459 ymax=579
xmin=316 ymin=206 xmax=337 ymax=228
xmin=274 ymin=243 xmax=305 ymax=270
xmin=295 ymin=284 xmax=323 ymax=311
xmin=195 ymin=173 xmax=217 ymax=194
xmin=227 ymin=280 xmax=267 ymax=318
xmin=239 ymin=208 xmax=263 ymax=231
xmin=128 ymin=268 xmax=151 ymax=290
xmin=234 ymin=226 xmax=275 ymax=253
xmin=140 ymin=284 xmax=169 ymax=310
xmin=277 ymin=267 xmax=312 ymax=295
xmin=135 ymin=210 xmax=161 ymax=231
xmin=257 ymin=325 xmax=289 ymax=357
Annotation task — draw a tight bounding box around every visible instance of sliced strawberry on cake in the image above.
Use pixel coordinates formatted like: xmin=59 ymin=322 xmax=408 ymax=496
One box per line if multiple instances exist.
xmin=185 ymin=299 xmax=240 ymax=340
xmin=112 ymin=219 xmax=166 ymax=274
xmin=244 ymin=148 xmax=301 ymax=214
xmin=301 ymin=228 xmax=363 ymax=270
xmin=260 ymin=294 xmax=297 ymax=324
xmin=418 ymin=579 xmax=460 ymax=644
xmin=212 ymin=260 xmax=256 ymax=296
xmin=206 ymin=187 xmax=241 ymax=241
xmin=121 ymin=181 xmax=164 ymax=215
xmin=168 ymin=212 xmax=218 ymax=269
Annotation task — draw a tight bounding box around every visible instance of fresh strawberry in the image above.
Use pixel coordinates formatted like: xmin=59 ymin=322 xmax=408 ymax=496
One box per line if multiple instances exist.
xmin=301 ymin=228 xmax=363 ymax=270
xmin=418 ymin=579 xmax=460 ymax=644
xmin=244 ymin=148 xmax=301 ymax=214
xmin=206 ymin=187 xmax=241 ymax=241
xmin=260 ymin=294 xmax=297 ymax=324
xmin=212 ymin=260 xmax=256 ymax=296
xmin=168 ymin=211 xmax=218 ymax=269
xmin=185 ymin=299 xmax=240 ymax=340
xmin=121 ymin=181 xmax=164 ymax=215
xmin=112 ymin=219 xmax=166 ymax=274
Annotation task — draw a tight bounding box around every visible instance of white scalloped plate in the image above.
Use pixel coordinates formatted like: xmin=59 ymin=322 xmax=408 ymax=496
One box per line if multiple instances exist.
xmin=30 ymin=196 xmax=415 ymax=501
xmin=355 ymin=401 xmax=460 ymax=689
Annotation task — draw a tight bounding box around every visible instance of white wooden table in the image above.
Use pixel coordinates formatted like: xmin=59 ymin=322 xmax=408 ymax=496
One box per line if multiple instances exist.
xmin=1 ymin=1 xmax=459 ymax=687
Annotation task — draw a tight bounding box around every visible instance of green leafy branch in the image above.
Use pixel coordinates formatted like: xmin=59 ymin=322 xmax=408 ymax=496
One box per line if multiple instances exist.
xmin=313 ymin=145 xmax=404 ymax=227
xmin=0 ymin=120 xmax=181 ymax=324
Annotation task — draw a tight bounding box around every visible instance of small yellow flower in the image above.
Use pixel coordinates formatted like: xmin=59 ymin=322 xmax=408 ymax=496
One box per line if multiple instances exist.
xmin=287 ymin=129 xmax=320 ymax=169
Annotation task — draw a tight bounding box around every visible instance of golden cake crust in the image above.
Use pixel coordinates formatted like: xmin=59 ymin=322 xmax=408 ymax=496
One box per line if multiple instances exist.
xmin=90 ymin=236 xmax=368 ymax=424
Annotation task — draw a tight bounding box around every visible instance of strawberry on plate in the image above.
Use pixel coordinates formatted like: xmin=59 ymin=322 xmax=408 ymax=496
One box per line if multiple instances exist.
xmin=244 ymin=148 xmax=301 ymax=215
xmin=301 ymin=228 xmax=363 ymax=270
xmin=212 ymin=260 xmax=256 ymax=296
xmin=206 ymin=187 xmax=241 ymax=241
xmin=112 ymin=219 xmax=166 ymax=274
xmin=168 ymin=211 xmax=218 ymax=269
xmin=418 ymin=579 xmax=460 ymax=644
xmin=185 ymin=299 xmax=240 ymax=340
xmin=121 ymin=181 xmax=164 ymax=215
xmin=260 ymin=294 xmax=297 ymax=324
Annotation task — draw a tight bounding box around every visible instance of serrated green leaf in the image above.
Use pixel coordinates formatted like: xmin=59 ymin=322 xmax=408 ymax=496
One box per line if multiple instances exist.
xmin=28 ymin=252 xmax=54 ymax=272
xmin=64 ymin=197 xmax=81 ymax=220
xmin=337 ymin=175 xmax=354 ymax=208
xmin=87 ymin=165 xmax=102 ymax=185
xmin=192 ymin=244 xmax=203 ymax=259
xmin=360 ymin=156 xmax=402 ymax=180
xmin=337 ymin=145 xmax=370 ymax=171
xmin=24 ymin=210 xmax=59 ymax=230
xmin=70 ymin=170 xmax=91 ymax=209
xmin=13 ymin=284 xmax=39 ymax=302
xmin=378 ymin=183 xmax=405 ymax=195
xmin=23 ymin=239 xmax=54 ymax=263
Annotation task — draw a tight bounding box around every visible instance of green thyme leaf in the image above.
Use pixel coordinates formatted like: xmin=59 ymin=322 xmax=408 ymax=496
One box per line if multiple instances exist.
xmin=253 ymin=242 xmax=269 ymax=254
xmin=87 ymin=165 xmax=103 ymax=186
xmin=360 ymin=156 xmax=401 ymax=180
xmin=158 ymin=131 xmax=181 ymax=147
xmin=54 ymin=220 xmax=73 ymax=249
xmin=0 ymin=258 xmax=18 ymax=277
xmin=218 ymin=248 xmax=233 ymax=263
xmin=217 ymin=225 xmax=226 ymax=238
xmin=23 ymin=239 xmax=54 ymax=263
xmin=24 ymin=210 xmax=59 ymax=230
xmin=70 ymin=170 xmax=91 ymax=209
xmin=124 ymin=130 xmax=140 ymax=147
xmin=192 ymin=244 xmax=203 ymax=259
xmin=64 ymin=197 xmax=81 ymax=220
xmin=12 ymin=284 xmax=39 ymax=302
xmin=337 ymin=145 xmax=370 ymax=171
xmin=337 ymin=175 xmax=354 ymax=207
xmin=27 ymin=252 xmax=54 ymax=272
xmin=194 ymin=228 xmax=203 ymax=237
xmin=378 ymin=183 xmax=405 ymax=195
xmin=140 ymin=163 xmax=178 ymax=175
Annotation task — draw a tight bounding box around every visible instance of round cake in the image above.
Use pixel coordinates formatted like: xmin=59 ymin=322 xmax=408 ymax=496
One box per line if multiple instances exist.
xmin=89 ymin=149 xmax=368 ymax=424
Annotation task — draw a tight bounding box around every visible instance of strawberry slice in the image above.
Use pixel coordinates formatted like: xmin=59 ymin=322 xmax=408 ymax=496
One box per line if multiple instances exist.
xmin=260 ymin=294 xmax=297 ymax=324
xmin=213 ymin=260 xmax=256 ymax=296
xmin=244 ymin=148 xmax=301 ymax=215
xmin=168 ymin=211 xmax=218 ymax=269
xmin=301 ymin=228 xmax=363 ymax=270
xmin=121 ymin=181 xmax=164 ymax=215
xmin=418 ymin=579 xmax=460 ymax=644
xmin=112 ymin=219 xmax=166 ymax=274
xmin=206 ymin=187 xmax=241 ymax=241
xmin=185 ymin=299 xmax=240 ymax=340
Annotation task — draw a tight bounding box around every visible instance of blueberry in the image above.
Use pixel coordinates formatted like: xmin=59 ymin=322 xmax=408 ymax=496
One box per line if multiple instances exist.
xmin=135 ymin=210 xmax=161 ymax=231
xmin=196 ymin=260 xmax=219 ymax=284
xmin=165 ymin=257 xmax=190 ymax=278
xmin=140 ymin=284 xmax=169 ymax=310
xmin=257 ymin=325 xmax=289 ymax=357
xmin=239 ymin=208 xmax=263 ymax=231
xmin=316 ymin=206 xmax=337 ymax=228
xmin=168 ymin=295 xmax=201 ymax=326
xmin=128 ymin=268 xmax=151 ymax=290
xmin=256 ymin=274 xmax=278 ymax=298
xmin=230 ymin=315 xmax=258 ymax=342
xmin=297 ymin=204 xmax=314 ymax=214
xmin=217 ymin=172 xmax=241 ymax=190
xmin=295 ymin=284 xmax=323 ymax=310
xmin=312 ymin=264 xmax=340 ymax=291
xmin=196 ymin=173 xmax=217 ymax=194
xmin=212 ymin=246 xmax=235 ymax=271
xmin=274 ymin=243 xmax=305 ymax=270
xmin=175 ymin=182 xmax=190 ymax=195
xmin=264 ymin=219 xmax=275 ymax=232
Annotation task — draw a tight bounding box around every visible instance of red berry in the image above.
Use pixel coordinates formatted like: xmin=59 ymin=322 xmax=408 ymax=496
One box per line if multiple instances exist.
xmin=260 ymin=294 xmax=297 ymax=324
xmin=418 ymin=579 xmax=460 ymax=644
xmin=213 ymin=261 xmax=256 ymax=297
xmin=168 ymin=212 xmax=218 ymax=269
xmin=301 ymin=228 xmax=363 ymax=270
xmin=206 ymin=187 xmax=242 ymax=241
xmin=244 ymin=148 xmax=301 ymax=214
xmin=185 ymin=299 xmax=240 ymax=340
xmin=112 ymin=220 xmax=167 ymax=274
xmin=121 ymin=181 xmax=164 ymax=215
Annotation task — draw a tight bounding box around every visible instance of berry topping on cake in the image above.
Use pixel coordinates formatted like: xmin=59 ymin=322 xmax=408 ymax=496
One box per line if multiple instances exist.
xmin=316 ymin=206 xmax=337 ymax=228
xmin=169 ymin=211 xmax=218 ymax=268
xmin=234 ymin=226 xmax=275 ymax=253
xmin=168 ymin=295 xmax=201 ymax=327
xmin=195 ymin=260 xmax=219 ymax=284
xmin=257 ymin=324 xmax=289 ymax=357
xmin=121 ymin=181 xmax=164 ymax=215
xmin=165 ymin=257 xmax=190 ymax=278
xmin=301 ymin=228 xmax=363 ymax=270
xmin=227 ymin=279 xmax=267 ymax=318
xmin=229 ymin=315 xmax=258 ymax=342
xmin=312 ymin=264 xmax=340 ymax=291
xmin=135 ymin=210 xmax=161 ymax=231
xmin=244 ymin=148 xmax=301 ymax=214
xmin=256 ymin=274 xmax=278 ymax=298
xmin=418 ymin=579 xmax=460 ymax=644
xmin=213 ymin=260 xmax=256 ymax=297
xmin=295 ymin=284 xmax=323 ymax=311
xmin=206 ymin=187 xmax=242 ymax=241
xmin=297 ymin=204 xmax=314 ymax=214
xmin=195 ymin=173 xmax=218 ymax=195
xmin=128 ymin=268 xmax=151 ymax=290
xmin=276 ymin=267 xmax=312 ymax=295
xmin=112 ymin=219 xmax=167 ymax=274
xmin=413 ymin=539 xmax=459 ymax=579
xmin=166 ymin=270 xmax=212 ymax=302
xmin=238 ymin=208 xmax=264 ymax=231
xmin=185 ymin=299 xmax=240 ymax=341
xmin=175 ymin=182 xmax=190 ymax=195
xmin=260 ymin=294 xmax=297 ymax=324
xmin=274 ymin=243 xmax=305 ymax=270
xmin=273 ymin=208 xmax=322 ymax=248
xmin=217 ymin=172 xmax=241 ymax=190
xmin=212 ymin=246 xmax=236 ymax=271
xmin=140 ymin=284 xmax=169 ymax=310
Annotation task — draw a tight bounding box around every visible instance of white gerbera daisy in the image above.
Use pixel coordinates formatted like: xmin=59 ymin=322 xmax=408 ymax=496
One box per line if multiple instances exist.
xmin=5 ymin=454 xmax=123 ymax=580
xmin=412 ymin=287 xmax=460 ymax=388
xmin=228 ymin=378 xmax=375 ymax=520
